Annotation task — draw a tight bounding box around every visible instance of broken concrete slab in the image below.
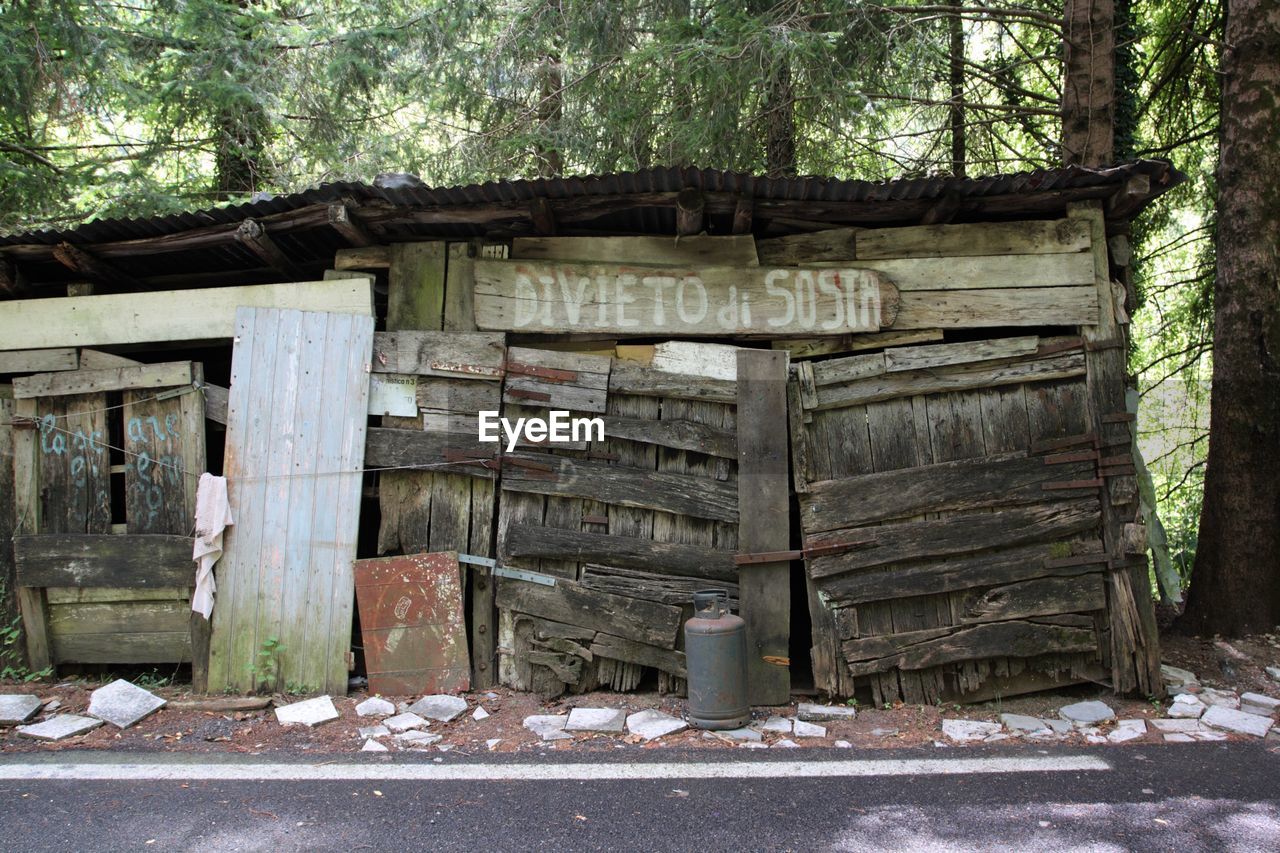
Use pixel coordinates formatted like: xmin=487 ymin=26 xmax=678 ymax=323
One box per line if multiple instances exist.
xmin=720 ymin=726 xmax=763 ymax=742
xmin=361 ymin=738 xmax=389 ymax=752
xmin=16 ymin=714 xmax=103 ymax=741
xmin=486 ymin=738 xmax=502 ymax=750
xmin=165 ymin=696 xmax=271 ymax=713
xmin=275 ymin=696 xmax=340 ymax=727
xmin=524 ymin=714 xmax=573 ymax=741
xmin=1000 ymin=713 xmax=1050 ymax=734
xmin=1059 ymin=700 xmax=1115 ymax=726
xmin=758 ymin=716 xmax=792 ymax=734
xmin=1150 ymin=718 xmax=1202 ymax=733
xmin=773 ymin=738 xmax=800 ymax=748
xmin=738 ymin=741 xmax=769 ymax=749
xmin=942 ymin=719 xmax=1002 ymax=743
xmin=1239 ymin=692 xmax=1280 ymax=717
xmin=408 ymin=694 xmax=468 ymax=722
xmin=565 ymin=707 xmax=626 ymax=733
xmin=795 ymin=703 xmax=857 ymax=721
xmin=833 ymin=740 xmax=853 ymax=748
xmin=384 ymin=712 xmax=429 ymax=733
xmin=472 ymin=706 xmax=491 ymax=722
xmin=0 ymin=694 xmax=42 ymax=725
xmin=984 ymin=733 xmax=1012 ymax=743
xmin=1200 ymin=688 xmax=1240 ymax=709
xmin=625 ymin=709 xmax=686 ymax=741
xmin=87 ymin=679 xmax=166 ymax=729
xmin=1115 ymin=719 xmax=1147 ymax=733
xmin=355 ymin=697 xmax=396 ymax=717
xmin=1161 ymin=664 xmax=1198 ymax=687
xmin=1201 ymin=705 xmax=1273 ymax=737
xmin=1164 ymin=732 xmax=1195 ymax=743
xmin=1043 ymin=719 xmax=1072 ymax=734
xmin=1108 ymin=727 xmax=1144 ymax=743
xmin=394 ymin=730 xmax=442 ymax=747
xmin=1167 ymin=693 xmax=1207 ymax=718
xmin=358 ymin=724 xmax=390 ymax=739
xmin=792 ymin=720 xmax=826 ymax=738
xmin=1190 ymin=730 xmax=1228 ymax=742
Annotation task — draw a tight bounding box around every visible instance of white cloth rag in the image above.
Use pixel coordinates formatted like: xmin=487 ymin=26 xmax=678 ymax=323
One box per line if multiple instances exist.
xmin=192 ymin=473 xmax=234 ymax=620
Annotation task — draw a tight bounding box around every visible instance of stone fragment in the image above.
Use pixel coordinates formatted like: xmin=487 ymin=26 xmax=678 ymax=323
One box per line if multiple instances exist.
xmin=565 ymin=708 xmax=626 ymax=733
xmin=1059 ymin=700 xmax=1115 ymax=726
xmin=833 ymin=740 xmax=853 ymax=748
xmin=384 ymin=712 xmax=429 ymax=733
xmin=1108 ymin=727 xmax=1144 ymax=743
xmin=16 ymin=714 xmax=103 ymax=741
xmin=1000 ymin=713 xmax=1050 ymax=734
xmin=1150 ymin=718 xmax=1201 ymax=733
xmin=720 ymin=727 xmax=763 ymax=742
xmin=1167 ymin=694 xmax=1206 ymax=719
xmin=1201 ymin=705 xmax=1273 ymax=738
xmin=408 ymin=694 xmax=468 ymax=722
xmin=394 ymin=730 xmax=442 ymax=747
xmin=166 ymin=696 xmax=270 ymax=713
xmin=1161 ymin=664 xmax=1199 ymax=687
xmin=984 ymin=733 xmax=1012 ymax=743
xmin=524 ymin=714 xmax=573 ymax=741
xmin=625 ymin=709 xmax=686 ymax=741
xmin=1116 ymin=719 xmax=1147 ymax=732
xmin=942 ymin=719 xmax=1002 ymax=743
xmin=758 ymin=716 xmax=792 ymax=734
xmin=1266 ymin=666 xmax=1280 ymax=682
xmin=355 ymin=697 xmax=395 ymax=717
xmin=361 ymin=739 xmax=388 ymax=752
xmin=792 ymin=720 xmax=827 ymax=738
xmin=738 ymin=742 xmax=769 ymax=749
xmin=773 ymin=738 xmax=800 ymax=748
xmin=275 ymin=695 xmax=339 ymax=727
xmin=1200 ymin=688 xmax=1240 ymax=709
xmin=1044 ymin=719 xmax=1073 ymax=734
xmin=472 ymin=706 xmax=491 ymax=722
xmin=795 ymin=703 xmax=858 ymax=721
xmin=0 ymin=695 xmax=42 ymax=724
xmin=358 ymin=724 xmax=390 ymax=738
xmin=43 ymin=699 xmax=62 ymax=712
xmin=486 ymin=738 xmax=502 ymax=750
xmin=1190 ymin=731 xmax=1228 ymax=742
xmin=1163 ymin=733 xmax=1195 ymax=743
xmin=870 ymin=728 xmax=899 ymax=737
xmin=87 ymin=679 xmax=166 ymax=729
xmin=437 ymin=744 xmax=454 ymax=752
xmin=1239 ymin=692 xmax=1280 ymax=716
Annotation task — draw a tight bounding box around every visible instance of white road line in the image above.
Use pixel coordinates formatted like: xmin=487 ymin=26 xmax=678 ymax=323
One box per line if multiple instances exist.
xmin=0 ymin=755 xmax=1109 ymax=782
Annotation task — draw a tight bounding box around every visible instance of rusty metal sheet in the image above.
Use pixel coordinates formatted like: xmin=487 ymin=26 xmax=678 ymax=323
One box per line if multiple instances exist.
xmin=353 ymin=551 xmax=470 ymax=697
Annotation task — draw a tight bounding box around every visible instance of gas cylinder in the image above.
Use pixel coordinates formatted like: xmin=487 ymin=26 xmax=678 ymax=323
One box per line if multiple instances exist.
xmin=684 ymin=589 xmax=749 ymax=730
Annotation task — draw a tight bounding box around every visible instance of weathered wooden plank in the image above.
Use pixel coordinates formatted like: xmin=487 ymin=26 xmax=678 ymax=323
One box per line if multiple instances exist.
xmin=13 ymin=361 xmax=193 ymax=400
xmin=35 ymin=393 xmax=111 ymax=536
xmin=388 ymin=242 xmax=446 ymax=331
xmin=52 ymin=631 xmax=190 ymax=664
xmin=203 ymin=382 xmax=229 ymax=426
xmin=608 ymin=360 xmax=736 ymax=403
xmin=512 ymin=235 xmax=759 ymax=267
xmin=817 ymin=542 xmax=1105 ymax=605
xmin=14 ymin=534 xmax=194 ymax=587
xmin=372 ymin=330 xmax=505 ymax=379
xmin=807 ymin=499 xmax=1102 ymax=578
xmin=0 ymin=349 xmax=78 ymax=375
xmin=736 ymin=349 xmax=790 ymax=704
xmin=124 ymin=368 xmax=205 ymax=535
xmin=755 ymin=228 xmax=859 ymax=266
xmin=801 ymin=454 xmax=1096 ymax=531
xmin=856 ymin=219 xmax=1092 ymax=260
xmin=958 ymin=574 xmax=1106 ymax=624
xmin=891 ymin=286 xmax=1099 ymax=329
xmin=597 ymin=414 xmax=736 ymax=458
xmin=207 ymin=307 xmax=373 ymax=695
xmin=496 ymin=578 xmax=682 ymax=648
xmin=502 ymin=452 xmax=738 ymax=522
xmin=364 ymin=427 xmax=493 ymax=477
xmin=474 ymin=259 xmax=899 ymax=336
xmin=504 ymin=346 xmax=611 ymax=413
xmin=815 ymin=252 xmax=1095 ymax=292
xmin=772 ymin=329 xmax=943 ymax=360
xmin=334 ymin=245 xmax=391 ymax=270
xmin=581 ymin=564 xmax=739 ymax=608
xmin=46 ymin=586 xmax=189 ymax=605
xmin=11 ymin=396 xmax=49 ymax=671
xmin=882 ymin=336 xmax=1041 ymax=373
xmin=0 ymin=281 xmax=374 ymax=351
xmin=503 ymin=524 xmax=737 ymax=582
xmin=813 ymin=352 xmax=1087 ymax=410
xmin=48 ymin=599 xmax=190 ymax=636
xmin=468 ymin=472 xmax=498 ymax=688
xmin=589 ymin=633 xmax=688 ymax=678
xmin=843 ymin=620 xmax=1097 ymax=675
xmin=0 ymin=394 xmax=19 ymax=671
xmin=77 ymin=349 xmax=143 ymax=370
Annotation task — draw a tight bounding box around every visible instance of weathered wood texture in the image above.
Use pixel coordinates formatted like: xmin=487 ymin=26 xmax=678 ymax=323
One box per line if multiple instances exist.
xmin=0 ymin=280 xmax=374 ymax=351
xmin=793 ymin=329 xmax=1110 ymax=704
xmin=0 ymin=393 xmax=21 ymax=670
xmin=14 ymin=534 xmax=194 ymax=587
xmin=13 ymin=361 xmax=194 ymax=400
xmin=512 ymin=234 xmax=760 ymax=266
xmin=0 ymin=349 xmax=79 ymax=375
xmin=207 ymin=307 xmax=373 ymax=694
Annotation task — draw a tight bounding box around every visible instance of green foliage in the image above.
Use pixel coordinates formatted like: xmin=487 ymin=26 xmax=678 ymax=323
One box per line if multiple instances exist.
xmin=247 ymin=635 xmax=285 ymax=691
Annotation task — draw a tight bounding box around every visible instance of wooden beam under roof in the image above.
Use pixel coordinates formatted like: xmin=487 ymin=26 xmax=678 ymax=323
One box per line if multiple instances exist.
xmin=675 ymin=188 xmax=705 ymax=236
xmin=327 ymin=202 xmax=376 ymax=247
xmin=530 ymin=197 xmax=557 ymax=236
xmin=732 ymin=195 xmax=754 ymax=234
xmin=235 ymin=218 xmax=305 ymax=278
xmin=51 ymin=241 xmax=142 ymax=290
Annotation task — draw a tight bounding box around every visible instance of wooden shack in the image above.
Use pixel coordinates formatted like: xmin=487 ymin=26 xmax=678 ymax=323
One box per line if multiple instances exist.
xmin=0 ymin=163 xmax=1181 ymax=704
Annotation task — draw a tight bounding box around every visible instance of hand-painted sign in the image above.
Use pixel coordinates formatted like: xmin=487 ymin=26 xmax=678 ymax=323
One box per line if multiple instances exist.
xmin=473 ymin=260 xmax=900 ymax=335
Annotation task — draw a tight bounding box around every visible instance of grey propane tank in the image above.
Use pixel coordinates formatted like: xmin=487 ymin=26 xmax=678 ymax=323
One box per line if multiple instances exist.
xmin=684 ymin=589 xmax=749 ymax=730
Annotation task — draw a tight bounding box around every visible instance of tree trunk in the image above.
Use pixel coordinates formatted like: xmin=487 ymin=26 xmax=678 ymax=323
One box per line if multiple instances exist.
xmin=1062 ymin=0 xmax=1116 ymax=166
xmin=763 ymin=58 xmax=797 ymax=178
xmin=535 ymin=52 xmax=564 ymax=178
xmin=948 ymin=1 xmax=965 ymax=178
xmin=1180 ymin=0 xmax=1280 ymax=637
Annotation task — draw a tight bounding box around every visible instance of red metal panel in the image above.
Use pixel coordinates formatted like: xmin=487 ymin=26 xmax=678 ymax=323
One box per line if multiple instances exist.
xmin=353 ymin=551 xmax=470 ymax=696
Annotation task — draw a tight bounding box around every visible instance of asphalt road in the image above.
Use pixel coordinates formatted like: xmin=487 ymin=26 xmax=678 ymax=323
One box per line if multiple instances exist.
xmin=1 ymin=743 xmax=1277 ymax=852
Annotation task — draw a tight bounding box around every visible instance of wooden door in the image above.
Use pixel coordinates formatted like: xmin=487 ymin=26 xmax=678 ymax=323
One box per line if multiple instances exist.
xmin=790 ymin=335 xmax=1121 ymax=704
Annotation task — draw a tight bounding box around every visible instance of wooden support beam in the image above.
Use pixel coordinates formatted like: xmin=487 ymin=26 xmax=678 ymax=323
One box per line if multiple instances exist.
xmin=0 ymin=257 xmax=20 ymax=297
xmin=235 ymin=219 xmax=304 ymax=278
xmin=736 ymin=348 xmax=792 ymax=704
xmin=676 ymin=188 xmax=705 ymax=236
xmin=327 ymin=203 xmax=376 ymax=247
xmin=732 ymin=196 xmax=754 ymax=234
xmin=51 ymin=242 xmax=141 ymax=290
xmin=530 ymin=197 xmax=557 ymax=236
xmin=14 ymin=361 xmax=193 ymax=399
xmin=0 ymin=348 xmax=79 ymax=374
xmin=919 ymin=191 xmax=963 ymax=225
xmin=335 ymin=245 xmax=391 ymax=270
